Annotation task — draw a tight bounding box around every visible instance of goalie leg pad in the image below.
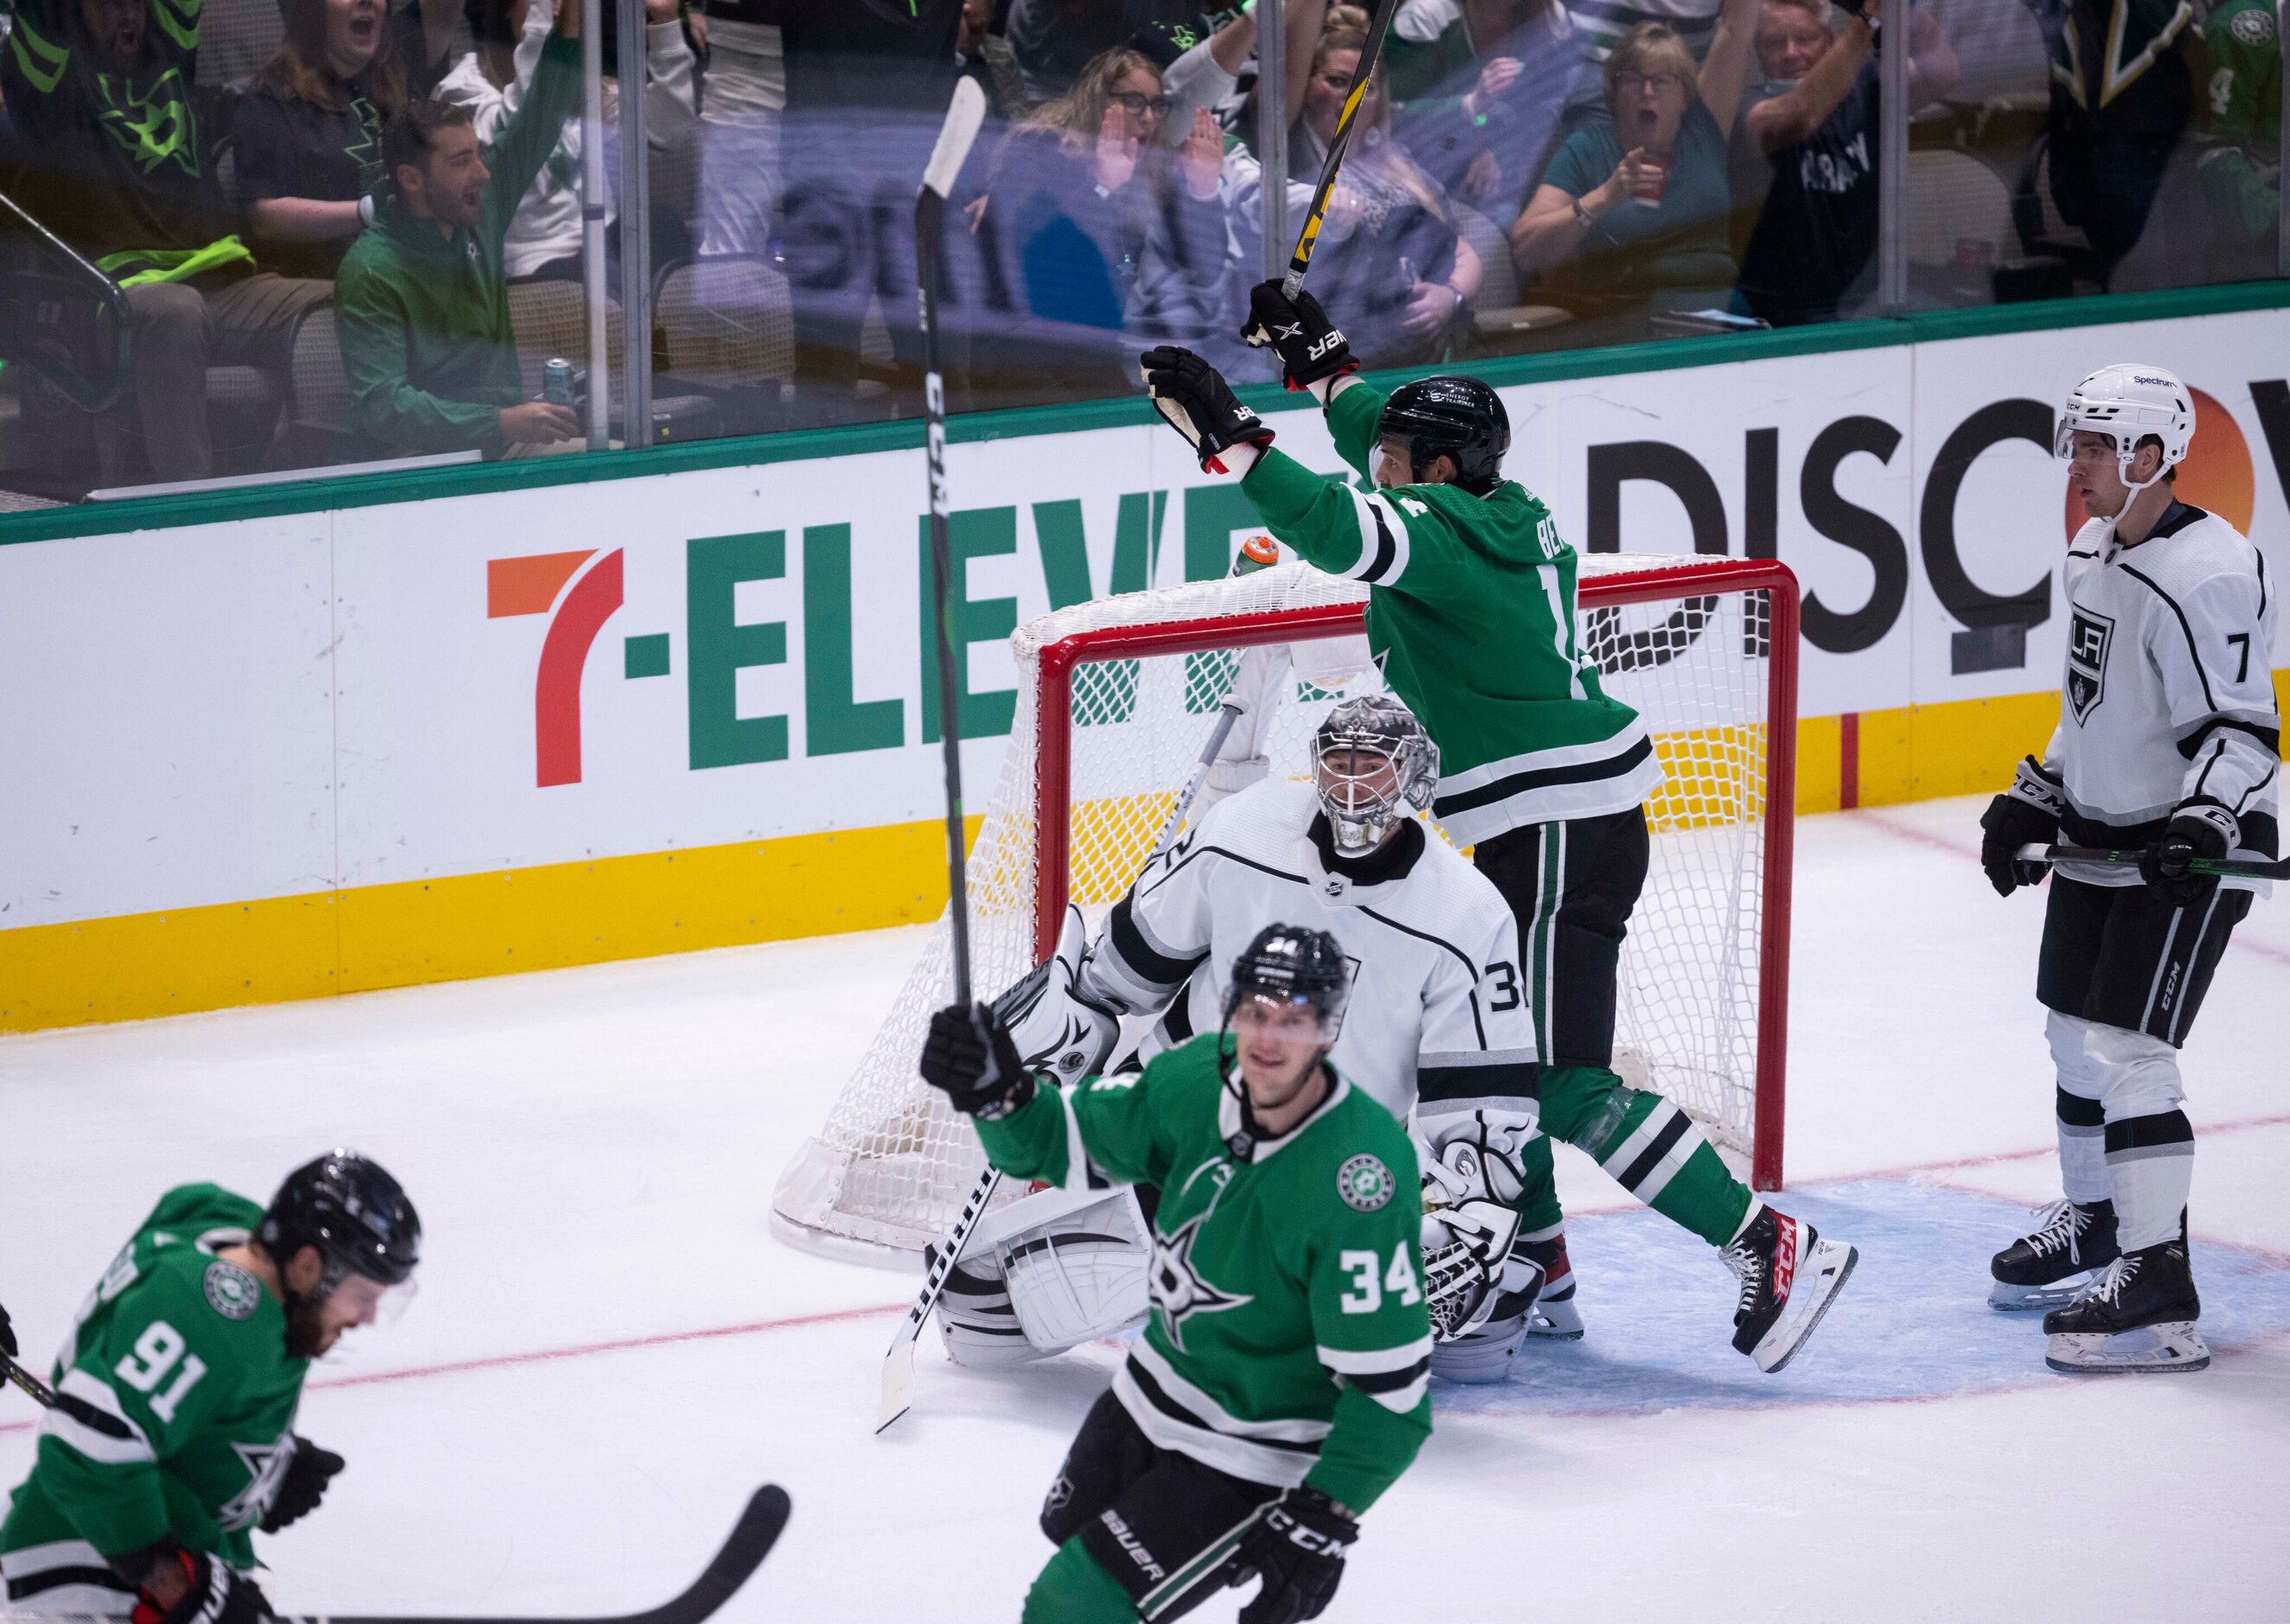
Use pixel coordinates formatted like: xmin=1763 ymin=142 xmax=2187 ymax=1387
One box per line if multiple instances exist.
xmin=928 ymin=1244 xmax=1051 ymax=1370
xmin=990 ymin=1186 xmax=1154 ymax=1354
xmin=1429 ymin=1311 xmax=1531 ymax=1384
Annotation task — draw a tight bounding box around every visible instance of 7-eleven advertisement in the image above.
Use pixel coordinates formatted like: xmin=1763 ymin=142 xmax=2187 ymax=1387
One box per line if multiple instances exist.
xmin=2 ymin=307 xmax=2285 ymax=1027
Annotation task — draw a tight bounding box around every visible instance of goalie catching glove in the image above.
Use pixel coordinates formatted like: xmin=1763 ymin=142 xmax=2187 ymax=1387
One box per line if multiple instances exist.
xmin=1140 ymin=346 xmax=1274 ymax=474
xmin=921 ymin=1004 xmax=1036 ymax=1121
xmin=1232 ymin=1485 xmax=1358 ymax=1624
xmin=1241 ymin=280 xmax=1357 ymax=393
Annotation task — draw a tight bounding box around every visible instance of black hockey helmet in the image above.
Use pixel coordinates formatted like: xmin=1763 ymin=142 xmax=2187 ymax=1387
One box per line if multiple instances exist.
xmin=259 ymin=1150 xmax=422 ymax=1290
xmin=1378 ymin=375 xmax=1510 ymax=495
xmin=1224 ymin=924 xmax=1352 ymax=1033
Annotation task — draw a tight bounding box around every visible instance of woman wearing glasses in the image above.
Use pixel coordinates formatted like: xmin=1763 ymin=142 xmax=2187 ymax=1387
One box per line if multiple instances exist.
xmin=971 ymin=45 xmax=1233 ymax=406
xmin=1508 ymin=0 xmax=1757 ymax=320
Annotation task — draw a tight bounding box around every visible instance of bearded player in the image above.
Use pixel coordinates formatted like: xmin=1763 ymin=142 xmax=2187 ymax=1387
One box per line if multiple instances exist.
xmin=1128 ymin=287 xmax=1855 ymax=1373
xmin=1978 ymin=364 xmax=2279 ymax=1373
xmin=933 ymin=695 xmax=1551 ymax=1384
xmin=924 ymin=927 xmax=1430 ymax=1624
xmin=1 ymin=1152 xmax=421 ymax=1620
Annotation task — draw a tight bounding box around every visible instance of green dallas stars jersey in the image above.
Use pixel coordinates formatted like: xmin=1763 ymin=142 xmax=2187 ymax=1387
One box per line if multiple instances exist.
xmin=2197 ymin=0 xmax=2282 ymax=240
xmin=1238 ymin=378 xmax=1660 ymax=847
xmin=974 ymin=1033 xmax=1431 ymax=1512
xmin=2 ymin=1186 xmax=309 ymax=1603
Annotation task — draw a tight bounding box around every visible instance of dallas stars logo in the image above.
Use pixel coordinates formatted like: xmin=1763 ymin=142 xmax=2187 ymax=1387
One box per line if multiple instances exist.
xmin=217 ymin=1437 xmax=294 ymax=1532
xmin=1148 ymin=1212 xmax=1252 ymax=1353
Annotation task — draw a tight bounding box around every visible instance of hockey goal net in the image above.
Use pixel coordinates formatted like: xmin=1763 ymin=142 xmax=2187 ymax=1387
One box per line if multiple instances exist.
xmin=771 ymin=554 xmax=1800 ymax=1263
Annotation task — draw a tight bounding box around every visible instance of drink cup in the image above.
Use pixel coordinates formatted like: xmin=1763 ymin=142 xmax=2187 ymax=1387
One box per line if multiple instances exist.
xmin=1633 ymin=154 xmax=1670 ymax=208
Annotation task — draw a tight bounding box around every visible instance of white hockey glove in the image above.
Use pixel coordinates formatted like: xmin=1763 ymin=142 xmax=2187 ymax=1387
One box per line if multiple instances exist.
xmin=994 ymin=905 xmax=1121 ymax=1084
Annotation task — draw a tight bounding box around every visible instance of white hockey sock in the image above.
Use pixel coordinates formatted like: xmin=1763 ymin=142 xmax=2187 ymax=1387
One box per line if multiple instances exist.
xmin=2082 ymin=1019 xmax=2194 ymax=1252
xmin=2046 ymin=1011 xmax=2111 ymax=1205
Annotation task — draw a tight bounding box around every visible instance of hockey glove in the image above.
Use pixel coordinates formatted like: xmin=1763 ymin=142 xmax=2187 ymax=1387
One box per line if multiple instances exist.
xmin=1140 ymin=346 xmax=1275 ymax=474
xmin=2140 ymin=802 xmax=2235 ymax=908
xmin=1241 ymin=280 xmax=1357 ymax=392
xmin=259 ymin=1435 xmax=344 ymax=1533
xmin=921 ymin=1003 xmax=1037 ymax=1121
xmin=1978 ymin=755 xmax=2066 ymax=896
xmin=121 ymin=1543 xmax=273 ymax=1624
xmin=1233 ymin=1486 xmax=1358 ymax=1624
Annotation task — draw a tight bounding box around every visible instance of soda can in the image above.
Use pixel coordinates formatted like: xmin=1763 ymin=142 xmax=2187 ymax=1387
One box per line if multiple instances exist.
xmin=543 ymin=359 xmax=575 ymax=406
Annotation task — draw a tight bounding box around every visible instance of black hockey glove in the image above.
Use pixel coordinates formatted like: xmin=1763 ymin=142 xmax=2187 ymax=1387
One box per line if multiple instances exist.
xmin=2140 ymin=802 xmax=2235 ymax=908
xmin=921 ymin=1003 xmax=1036 ymax=1121
xmin=121 ymin=1542 xmax=273 ymax=1624
xmin=1978 ymin=755 xmax=2066 ymax=896
xmin=0 ymin=1298 xmax=15 ymax=1359
xmin=259 ymin=1435 xmax=344 ymax=1533
xmin=1140 ymin=346 xmax=1275 ymax=474
xmin=1232 ymin=1486 xmax=1357 ymax=1624
xmin=1241 ymin=280 xmax=1357 ymax=392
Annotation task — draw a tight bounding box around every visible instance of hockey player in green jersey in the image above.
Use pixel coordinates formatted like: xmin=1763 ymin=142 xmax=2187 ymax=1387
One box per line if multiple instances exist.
xmin=2197 ymin=0 xmax=2281 ymax=264
xmin=1134 ymin=289 xmax=1856 ymax=1378
xmin=2 ymin=1152 xmax=420 ymax=1623
xmin=922 ymin=925 xmax=1431 ymax=1623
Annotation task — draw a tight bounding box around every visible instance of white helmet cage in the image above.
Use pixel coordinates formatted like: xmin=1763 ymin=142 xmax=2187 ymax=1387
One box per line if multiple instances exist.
xmin=2056 ymin=363 xmax=2195 ymax=493
xmin=1314 ymin=695 xmax=1440 ymax=852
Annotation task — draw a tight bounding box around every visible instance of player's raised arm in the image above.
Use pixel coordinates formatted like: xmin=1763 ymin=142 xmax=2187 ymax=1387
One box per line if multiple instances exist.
xmin=921 ymin=1005 xmax=1169 ymax=1192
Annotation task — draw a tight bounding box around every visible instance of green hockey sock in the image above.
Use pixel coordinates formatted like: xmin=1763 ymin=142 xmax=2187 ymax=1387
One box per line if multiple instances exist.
xmin=1511 ymin=1128 xmax=1563 ymax=1235
xmin=1023 ymin=1538 xmax=1139 ymax=1624
xmin=1544 ymin=1065 xmax=1755 ymax=1250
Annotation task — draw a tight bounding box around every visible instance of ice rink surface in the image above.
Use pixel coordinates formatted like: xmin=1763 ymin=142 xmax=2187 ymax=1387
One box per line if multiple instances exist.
xmin=3 ymin=794 xmax=2286 ymax=1623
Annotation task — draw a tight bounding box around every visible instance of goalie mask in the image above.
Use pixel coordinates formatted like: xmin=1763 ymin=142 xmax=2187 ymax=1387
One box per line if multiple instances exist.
xmin=2056 ymin=363 xmax=2194 ymax=491
xmin=1315 ymin=695 xmax=1439 ymax=853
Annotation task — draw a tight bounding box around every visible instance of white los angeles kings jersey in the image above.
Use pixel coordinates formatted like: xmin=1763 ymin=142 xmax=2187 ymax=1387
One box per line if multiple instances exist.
xmin=2046 ymin=502 xmax=2280 ymax=890
xmin=1076 ymin=777 xmax=1540 ymax=1135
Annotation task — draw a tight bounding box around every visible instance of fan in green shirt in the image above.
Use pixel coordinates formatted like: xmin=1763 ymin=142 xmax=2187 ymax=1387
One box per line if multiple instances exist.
xmin=1 ymin=1154 xmax=420 ymax=1624
xmin=924 ymin=925 xmax=1430 ymax=1623
xmin=1134 ymin=293 xmax=1859 ymax=1387
xmin=332 ymin=0 xmax=590 ymax=457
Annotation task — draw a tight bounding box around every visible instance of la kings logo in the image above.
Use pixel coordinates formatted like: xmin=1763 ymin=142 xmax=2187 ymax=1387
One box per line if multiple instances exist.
xmin=2066 ymin=608 xmax=2114 ymax=723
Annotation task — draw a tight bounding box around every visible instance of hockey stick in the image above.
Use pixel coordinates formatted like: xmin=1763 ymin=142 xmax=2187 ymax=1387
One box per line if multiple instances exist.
xmin=2017 ymin=842 xmax=2290 ymax=882
xmin=3 ymin=1355 xmax=789 ymax=1624
xmin=271 ymin=1487 xmax=791 ymax=1624
xmin=875 ymin=547 xmax=1283 ymax=1434
xmin=1280 ymin=0 xmax=1403 ymax=298
xmin=880 ymin=76 xmax=993 ymax=1438
xmin=2 ymin=1349 xmax=137 ymax=1441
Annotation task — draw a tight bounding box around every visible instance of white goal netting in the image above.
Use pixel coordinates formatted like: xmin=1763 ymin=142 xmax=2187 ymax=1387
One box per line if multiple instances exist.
xmin=771 ymin=555 xmax=1793 ymax=1263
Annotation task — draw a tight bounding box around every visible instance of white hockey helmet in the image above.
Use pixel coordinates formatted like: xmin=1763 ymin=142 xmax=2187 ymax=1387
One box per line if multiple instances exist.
xmin=2056 ymin=363 xmax=2195 ymax=491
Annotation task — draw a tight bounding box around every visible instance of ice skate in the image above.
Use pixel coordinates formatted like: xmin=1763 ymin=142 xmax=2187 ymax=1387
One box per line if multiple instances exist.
xmin=1990 ymin=1198 xmax=2120 ymax=1311
xmin=1520 ymin=1231 xmax=1584 ymax=1339
xmin=1721 ymin=1206 xmax=1857 ymax=1373
xmin=2044 ymin=1241 xmax=2208 ymax=1374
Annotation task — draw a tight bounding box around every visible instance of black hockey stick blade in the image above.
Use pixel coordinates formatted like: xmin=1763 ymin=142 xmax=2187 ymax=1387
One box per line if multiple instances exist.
xmin=280 ymin=1486 xmax=790 ymax=1624
xmin=1282 ymin=0 xmax=1402 ymax=297
xmin=2018 ymin=842 xmax=2290 ymax=881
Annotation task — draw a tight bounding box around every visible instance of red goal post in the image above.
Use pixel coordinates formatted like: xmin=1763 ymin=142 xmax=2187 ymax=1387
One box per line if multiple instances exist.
xmin=1027 ymin=556 xmax=1799 ymax=1191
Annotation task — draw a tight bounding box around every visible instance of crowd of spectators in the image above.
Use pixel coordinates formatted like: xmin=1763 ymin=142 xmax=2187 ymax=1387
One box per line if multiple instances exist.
xmin=0 ymin=0 xmax=2279 ymax=488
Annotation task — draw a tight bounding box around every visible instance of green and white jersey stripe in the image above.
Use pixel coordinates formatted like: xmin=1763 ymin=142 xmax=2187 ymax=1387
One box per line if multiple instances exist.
xmin=974 ymin=1034 xmax=1433 ymax=1511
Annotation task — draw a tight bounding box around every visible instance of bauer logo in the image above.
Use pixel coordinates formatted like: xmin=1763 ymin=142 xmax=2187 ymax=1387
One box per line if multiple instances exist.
xmin=1337 ymin=1154 xmax=1394 ymax=1212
